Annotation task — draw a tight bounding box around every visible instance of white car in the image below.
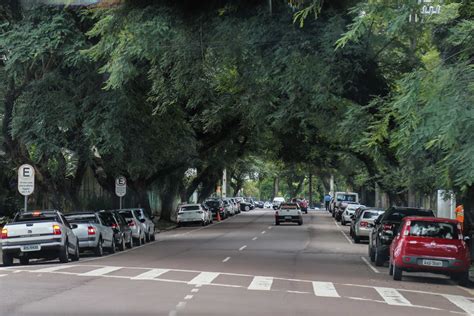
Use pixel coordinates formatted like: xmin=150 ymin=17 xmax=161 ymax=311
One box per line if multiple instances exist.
xmin=272 ymin=197 xmax=285 ymax=210
xmin=119 ymin=210 xmax=147 ymax=246
xmin=126 ymin=208 xmax=156 ymax=242
xmin=177 ymin=204 xmax=211 ymax=226
xmin=341 ymin=204 xmax=365 ymax=226
xmin=223 ymin=199 xmax=235 ymax=216
xmin=1 ymin=210 xmax=80 ymax=266
xmin=264 ymin=201 xmax=273 ymax=209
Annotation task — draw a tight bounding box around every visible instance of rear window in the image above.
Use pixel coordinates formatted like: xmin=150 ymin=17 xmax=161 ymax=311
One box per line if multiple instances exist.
xmin=182 ymin=206 xmax=200 ymax=211
xmin=363 ymin=212 xmax=382 ymax=219
xmin=134 ymin=210 xmax=143 ymax=218
xmin=408 ymin=221 xmax=458 ymax=239
xmin=205 ymin=201 xmax=220 ymax=207
xmin=336 ymin=194 xmax=357 ymax=202
xmin=120 ymin=211 xmax=133 ymax=218
xmin=66 ymin=215 xmax=99 ymax=224
xmin=14 ymin=213 xmax=60 ymax=223
xmin=386 ymin=209 xmax=434 ymax=222
xmin=280 ymin=204 xmax=298 ymax=209
xmin=223 ymin=201 xmax=230 ymax=205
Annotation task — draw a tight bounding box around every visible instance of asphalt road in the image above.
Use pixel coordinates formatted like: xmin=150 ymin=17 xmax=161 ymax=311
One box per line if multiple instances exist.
xmin=1 ymin=209 xmax=474 ymax=316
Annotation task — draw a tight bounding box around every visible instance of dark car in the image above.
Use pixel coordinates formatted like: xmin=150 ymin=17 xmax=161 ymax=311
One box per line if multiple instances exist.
xmin=204 ymin=199 xmax=227 ymax=219
xmin=254 ymin=201 xmax=264 ymax=208
xmin=240 ymin=198 xmax=254 ymax=212
xmin=368 ymin=207 xmax=435 ymax=266
xmin=99 ymin=210 xmax=133 ymax=251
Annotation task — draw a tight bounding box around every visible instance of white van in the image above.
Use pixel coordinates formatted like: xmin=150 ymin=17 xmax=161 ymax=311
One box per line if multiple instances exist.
xmin=272 ymin=197 xmax=285 ymax=210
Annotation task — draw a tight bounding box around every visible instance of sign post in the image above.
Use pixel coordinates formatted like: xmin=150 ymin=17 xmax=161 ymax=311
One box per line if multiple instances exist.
xmin=18 ymin=164 xmax=35 ymax=213
xmin=115 ymin=176 xmax=127 ymax=209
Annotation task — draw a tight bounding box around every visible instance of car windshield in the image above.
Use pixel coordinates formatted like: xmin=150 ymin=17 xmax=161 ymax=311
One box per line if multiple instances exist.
xmin=336 ymin=194 xmax=356 ymax=202
xmin=409 ymin=221 xmax=458 ymax=239
xmin=66 ymin=215 xmax=98 ymax=224
xmin=181 ymin=206 xmax=200 ymax=211
xmin=363 ymin=211 xmax=382 ymax=219
xmin=14 ymin=213 xmax=60 ymax=223
xmin=386 ymin=209 xmax=434 ymax=222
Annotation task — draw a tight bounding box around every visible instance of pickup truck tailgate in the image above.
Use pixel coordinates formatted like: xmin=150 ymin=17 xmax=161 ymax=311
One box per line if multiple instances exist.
xmin=5 ymin=222 xmax=54 ymax=238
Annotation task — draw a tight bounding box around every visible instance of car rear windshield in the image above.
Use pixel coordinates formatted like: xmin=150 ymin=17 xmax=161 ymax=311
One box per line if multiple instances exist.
xmin=409 ymin=221 xmax=458 ymax=239
xmin=66 ymin=215 xmax=98 ymax=224
xmin=133 ymin=210 xmax=143 ymax=218
xmin=205 ymin=201 xmax=220 ymax=207
xmin=336 ymin=194 xmax=357 ymax=202
xmin=14 ymin=213 xmax=60 ymax=223
xmin=386 ymin=209 xmax=434 ymax=222
xmin=120 ymin=211 xmax=133 ymax=218
xmin=280 ymin=204 xmax=298 ymax=209
xmin=363 ymin=212 xmax=382 ymax=219
xmin=181 ymin=206 xmax=200 ymax=211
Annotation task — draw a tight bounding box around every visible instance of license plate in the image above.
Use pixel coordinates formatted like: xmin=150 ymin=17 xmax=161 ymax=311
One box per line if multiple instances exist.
xmin=421 ymin=259 xmax=443 ymax=267
xmin=285 ymin=216 xmax=292 ymax=220
xmin=21 ymin=245 xmax=41 ymax=252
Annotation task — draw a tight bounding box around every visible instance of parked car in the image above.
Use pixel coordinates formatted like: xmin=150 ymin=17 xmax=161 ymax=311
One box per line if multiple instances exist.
xmin=204 ymin=199 xmax=226 ymax=219
xmin=229 ymin=198 xmax=241 ymax=214
xmin=332 ymin=192 xmax=359 ymax=219
xmin=66 ymin=212 xmax=115 ymax=256
xmin=99 ymin=210 xmax=133 ymax=251
xmin=240 ymin=198 xmax=253 ymax=212
xmin=275 ymin=203 xmax=303 ymax=226
xmin=119 ymin=209 xmax=147 ymax=246
xmin=177 ymin=204 xmax=211 ymax=226
xmin=272 ymin=197 xmax=285 ymax=210
xmin=350 ymin=208 xmax=384 ymax=243
xmin=264 ymin=201 xmax=273 ymax=209
xmin=123 ymin=208 xmax=156 ymax=242
xmin=1 ymin=210 xmax=80 ymax=266
xmin=223 ymin=199 xmax=235 ymax=216
xmin=369 ymin=207 xmax=435 ymax=266
xmin=389 ymin=217 xmax=470 ymax=285
xmin=254 ymin=201 xmax=264 ymax=208
xmin=341 ymin=204 xmax=365 ymax=226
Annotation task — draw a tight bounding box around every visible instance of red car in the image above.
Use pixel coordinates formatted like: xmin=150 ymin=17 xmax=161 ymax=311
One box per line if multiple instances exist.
xmin=389 ymin=216 xmax=470 ymax=284
xmin=296 ymin=199 xmax=308 ymax=214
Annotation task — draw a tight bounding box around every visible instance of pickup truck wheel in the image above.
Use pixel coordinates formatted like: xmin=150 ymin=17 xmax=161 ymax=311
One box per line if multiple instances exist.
xmin=298 ymin=220 xmax=303 ymax=226
xmin=71 ymin=242 xmax=80 ymax=262
xmin=393 ymin=264 xmax=402 ymax=281
xmin=59 ymin=243 xmax=69 ymax=263
xmin=150 ymin=232 xmax=156 ymax=241
xmin=118 ymin=236 xmax=126 ymax=251
xmin=94 ymin=238 xmax=104 ymax=257
xmin=369 ymin=245 xmax=376 ymax=262
xmin=20 ymin=257 xmax=29 ymax=265
xmin=109 ymin=239 xmax=116 ymax=254
xmin=374 ymin=246 xmax=385 ymax=267
xmin=2 ymin=253 xmax=13 ymax=266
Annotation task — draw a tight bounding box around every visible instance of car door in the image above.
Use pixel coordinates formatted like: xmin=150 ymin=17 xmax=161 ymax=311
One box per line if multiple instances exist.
xmin=60 ymin=214 xmax=77 ymax=252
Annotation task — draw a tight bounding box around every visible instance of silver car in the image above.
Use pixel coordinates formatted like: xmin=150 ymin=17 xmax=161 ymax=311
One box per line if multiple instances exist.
xmin=351 ymin=209 xmax=384 ymax=243
xmin=128 ymin=208 xmax=156 ymax=242
xmin=119 ymin=210 xmax=147 ymax=246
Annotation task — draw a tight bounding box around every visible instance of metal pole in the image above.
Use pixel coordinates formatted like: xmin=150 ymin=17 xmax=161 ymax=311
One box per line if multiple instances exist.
xmin=119 ymin=196 xmax=123 ymax=209
xmin=24 ymin=196 xmax=27 ymax=213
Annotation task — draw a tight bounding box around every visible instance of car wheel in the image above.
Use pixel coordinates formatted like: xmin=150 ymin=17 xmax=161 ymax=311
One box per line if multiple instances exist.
xmin=393 ymin=264 xmax=402 ymax=281
xmin=20 ymin=257 xmax=29 ymax=265
xmin=354 ymin=236 xmax=360 ymax=244
xmin=341 ymin=218 xmax=345 ymax=226
xmin=202 ymin=220 xmax=206 ymax=226
xmin=127 ymin=234 xmax=134 ymax=249
xmin=109 ymin=238 xmax=116 ymax=254
xmin=374 ymin=246 xmax=385 ymax=267
xmin=119 ymin=235 xmax=126 ymax=251
xmin=298 ymin=220 xmax=303 ymax=226
xmin=245 ymin=206 xmax=250 ymax=212
xmin=452 ymin=271 xmax=470 ymax=286
xmin=71 ymin=241 xmax=80 ymax=261
xmin=369 ymin=245 xmax=375 ymax=262
xmin=59 ymin=243 xmax=70 ymax=263
xmin=150 ymin=232 xmax=156 ymax=241
xmin=145 ymin=232 xmax=150 ymax=243
xmin=94 ymin=238 xmax=104 ymax=257
xmin=389 ymin=261 xmax=394 ymax=276
xmin=2 ymin=252 xmax=13 ymax=266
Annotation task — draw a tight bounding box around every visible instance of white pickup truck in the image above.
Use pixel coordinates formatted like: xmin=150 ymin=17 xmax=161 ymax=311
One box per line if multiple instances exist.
xmin=1 ymin=210 xmax=80 ymax=266
xmin=275 ymin=203 xmax=303 ymax=226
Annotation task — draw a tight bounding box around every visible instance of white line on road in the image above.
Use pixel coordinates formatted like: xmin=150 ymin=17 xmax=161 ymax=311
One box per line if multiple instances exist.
xmin=375 ymin=287 xmax=412 ymax=306
xmin=248 ymin=276 xmax=273 ymax=291
xmin=176 ymin=302 xmax=186 ymax=310
xmin=361 ymin=256 xmax=380 ymax=274
xmin=239 ymin=245 xmax=247 ymax=251
xmin=184 ymin=295 xmax=193 ymax=300
xmin=252 ymin=237 xmax=258 ymax=241
xmin=131 ymin=268 xmax=169 ymax=280
xmin=267 ymin=226 xmax=272 ymax=229
xmin=261 ymin=231 xmax=266 ymax=234
xmin=33 ymin=265 xmax=75 ymax=273
xmin=222 ymin=257 xmax=231 ymax=263
xmin=443 ymin=294 xmax=474 ymax=315
xmin=188 ymin=272 xmax=220 ymax=285
xmin=312 ymin=282 xmax=340 ymax=297
xmin=340 ymin=231 xmax=353 ymax=244
xmin=80 ymin=266 xmax=122 ymax=277
xmin=0 ymin=274 xmax=6 ymax=277
xmin=191 ymin=288 xmax=199 ymax=293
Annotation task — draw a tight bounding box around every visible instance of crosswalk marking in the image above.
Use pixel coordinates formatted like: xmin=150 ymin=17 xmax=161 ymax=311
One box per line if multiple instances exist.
xmin=0 ymin=274 xmax=7 ymax=277
xmin=34 ymin=265 xmax=75 ymax=273
xmin=248 ymin=276 xmax=273 ymax=291
xmin=80 ymin=266 xmax=122 ymax=276
xmin=188 ymin=272 xmax=220 ymax=285
xmin=443 ymin=294 xmax=474 ymax=315
xmin=312 ymin=282 xmax=340 ymax=297
xmin=375 ymin=287 xmax=412 ymax=306
xmin=131 ymin=269 xmax=169 ymax=280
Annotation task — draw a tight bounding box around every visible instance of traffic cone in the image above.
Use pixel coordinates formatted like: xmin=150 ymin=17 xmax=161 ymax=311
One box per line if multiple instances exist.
xmin=217 ymin=211 xmax=221 ymax=222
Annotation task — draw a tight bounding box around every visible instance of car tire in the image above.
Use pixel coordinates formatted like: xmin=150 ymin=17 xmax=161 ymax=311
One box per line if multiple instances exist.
xmin=374 ymin=246 xmax=385 ymax=267
xmin=298 ymin=220 xmax=303 ymax=226
xmin=393 ymin=264 xmax=402 ymax=281
xmin=150 ymin=232 xmax=156 ymax=241
xmin=369 ymin=245 xmax=375 ymax=262
xmin=118 ymin=236 xmax=126 ymax=251
xmin=94 ymin=238 xmax=104 ymax=257
xmin=354 ymin=236 xmax=360 ymax=244
xmin=71 ymin=241 xmax=80 ymax=262
xmin=389 ymin=261 xmax=394 ymax=276
xmin=59 ymin=243 xmax=69 ymax=263
xmin=341 ymin=218 xmax=345 ymax=226
xmin=275 ymin=221 xmax=280 ymax=226
xmin=202 ymin=220 xmax=206 ymax=226
xmin=245 ymin=206 xmax=250 ymax=212
xmin=109 ymin=239 xmax=116 ymax=254
xmin=145 ymin=232 xmax=150 ymax=243
xmin=20 ymin=257 xmax=29 ymax=265
xmin=127 ymin=234 xmax=134 ymax=249
xmin=2 ymin=252 xmax=13 ymax=266
xmin=452 ymin=271 xmax=470 ymax=286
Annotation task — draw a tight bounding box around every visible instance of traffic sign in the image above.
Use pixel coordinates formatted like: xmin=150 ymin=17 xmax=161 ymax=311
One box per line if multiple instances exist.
xmin=115 ymin=176 xmax=127 ymax=197
xmin=18 ymin=164 xmax=35 ymax=196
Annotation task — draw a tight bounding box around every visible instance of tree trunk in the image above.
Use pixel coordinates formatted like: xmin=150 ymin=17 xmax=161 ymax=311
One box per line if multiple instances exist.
xmin=272 ymin=177 xmax=279 ymax=200
xmin=308 ymin=173 xmax=313 ymax=206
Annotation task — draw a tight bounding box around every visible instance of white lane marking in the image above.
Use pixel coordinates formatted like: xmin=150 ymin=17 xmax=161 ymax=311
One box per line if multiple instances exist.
xmin=340 ymin=231 xmax=353 ymax=244
xmin=0 ymin=274 xmax=6 ymax=277
xmin=176 ymin=302 xmax=186 ymax=310
xmin=334 ymin=221 xmax=341 ymax=228
xmin=261 ymin=231 xmax=266 ymax=234
xmin=168 ymin=311 xmax=177 ymax=316
xmin=184 ymin=295 xmax=193 ymax=300
xmin=239 ymin=245 xmax=247 ymax=251
xmin=375 ymin=287 xmax=412 ymax=306
xmin=80 ymin=266 xmax=122 ymax=276
xmin=188 ymin=272 xmax=220 ymax=285
xmin=287 ymin=290 xmax=310 ymax=294
xmin=13 ymin=271 xmax=21 ymax=273
xmin=248 ymin=276 xmax=273 ymax=291
xmin=443 ymin=294 xmax=474 ymax=315
xmin=361 ymin=256 xmax=380 ymax=274
xmin=34 ymin=265 xmax=76 ymax=273
xmin=312 ymin=282 xmax=340 ymax=297
xmin=191 ymin=289 xmax=199 ymax=293
xmin=222 ymin=257 xmax=231 ymax=263
xmin=131 ymin=268 xmax=169 ymax=280
xmin=267 ymin=226 xmax=272 ymax=229
xmin=458 ymin=285 xmax=474 ymax=297
xmin=252 ymin=237 xmax=258 ymax=241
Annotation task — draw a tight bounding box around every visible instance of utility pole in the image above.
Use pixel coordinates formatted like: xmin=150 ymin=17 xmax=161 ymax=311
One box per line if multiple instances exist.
xmin=222 ymin=169 xmax=227 ymax=198
xmin=268 ymin=0 xmax=272 ymax=15
xmin=308 ymin=173 xmax=313 ymax=207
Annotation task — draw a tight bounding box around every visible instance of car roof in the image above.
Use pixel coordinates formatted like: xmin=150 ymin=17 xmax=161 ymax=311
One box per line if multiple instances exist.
xmin=180 ymin=204 xmax=201 ymax=207
xmin=66 ymin=212 xmax=97 ymax=216
xmin=403 ymin=216 xmax=458 ymax=224
xmin=23 ymin=210 xmax=59 ymax=215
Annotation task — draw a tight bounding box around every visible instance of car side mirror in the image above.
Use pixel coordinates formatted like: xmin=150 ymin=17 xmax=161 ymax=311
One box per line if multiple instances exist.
xmin=71 ymin=224 xmax=78 ymax=229
xmin=464 ymin=236 xmax=471 ymax=242
xmin=140 ymin=218 xmax=146 ymax=223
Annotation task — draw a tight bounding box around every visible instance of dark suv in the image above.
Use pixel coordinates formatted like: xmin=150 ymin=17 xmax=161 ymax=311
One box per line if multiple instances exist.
xmin=204 ymin=199 xmax=226 ymax=219
xmin=369 ymin=207 xmax=435 ymax=266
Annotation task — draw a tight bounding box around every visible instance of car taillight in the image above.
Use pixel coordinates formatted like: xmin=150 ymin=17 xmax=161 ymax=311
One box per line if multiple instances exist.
xmin=1 ymin=228 xmax=7 ymax=239
xmin=53 ymin=224 xmax=62 ymax=235
xmin=360 ymin=221 xmax=368 ymax=227
xmin=383 ymin=224 xmax=393 ymax=231
xmin=128 ymin=221 xmax=135 ymax=227
xmin=87 ymin=226 xmax=96 ymax=235
xmin=111 ymin=223 xmax=118 ymax=229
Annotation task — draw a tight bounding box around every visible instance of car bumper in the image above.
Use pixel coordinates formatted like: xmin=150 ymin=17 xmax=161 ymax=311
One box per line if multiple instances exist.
xmin=2 ymin=240 xmax=64 ymax=257
xmin=77 ymin=236 xmax=99 ymax=249
xmin=355 ymin=227 xmax=371 ymax=238
xmin=276 ymin=216 xmax=302 ymax=223
xmin=396 ymin=256 xmax=469 ymax=272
